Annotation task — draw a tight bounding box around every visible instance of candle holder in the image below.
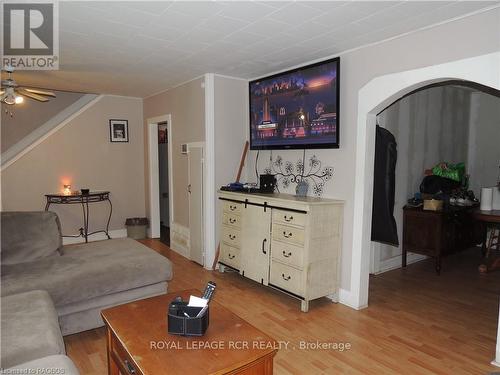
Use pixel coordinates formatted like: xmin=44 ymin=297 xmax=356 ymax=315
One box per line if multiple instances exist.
xmin=63 ymin=185 xmax=72 ymax=196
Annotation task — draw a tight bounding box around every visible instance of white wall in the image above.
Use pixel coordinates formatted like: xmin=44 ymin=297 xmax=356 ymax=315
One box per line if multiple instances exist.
xmin=214 ymin=75 xmax=248 ymax=252
xmin=1 ymin=90 xmax=84 ymax=152
xmin=143 ymin=78 xmax=205 ymax=229
xmin=2 ymin=95 xmax=146 ymax=235
xmin=244 ymin=8 xmax=500 ymax=307
xmin=468 ymin=91 xmax=500 ymax=196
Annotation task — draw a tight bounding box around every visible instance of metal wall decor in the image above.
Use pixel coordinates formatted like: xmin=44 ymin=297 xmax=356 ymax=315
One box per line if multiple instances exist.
xmin=262 ymin=152 xmax=334 ymax=197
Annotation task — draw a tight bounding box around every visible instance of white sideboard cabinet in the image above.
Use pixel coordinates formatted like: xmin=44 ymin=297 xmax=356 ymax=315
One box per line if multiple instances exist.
xmin=217 ymin=190 xmax=344 ymax=312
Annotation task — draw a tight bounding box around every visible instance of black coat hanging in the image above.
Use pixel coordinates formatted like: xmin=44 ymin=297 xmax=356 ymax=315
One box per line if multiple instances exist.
xmin=371 ymin=125 xmax=399 ymax=246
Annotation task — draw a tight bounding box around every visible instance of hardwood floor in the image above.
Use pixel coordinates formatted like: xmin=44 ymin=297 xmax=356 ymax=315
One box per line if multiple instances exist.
xmin=64 ymin=240 xmax=500 ymax=374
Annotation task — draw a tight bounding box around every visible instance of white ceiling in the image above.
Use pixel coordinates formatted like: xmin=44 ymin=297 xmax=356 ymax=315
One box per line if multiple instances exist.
xmin=7 ymin=1 xmax=500 ymax=98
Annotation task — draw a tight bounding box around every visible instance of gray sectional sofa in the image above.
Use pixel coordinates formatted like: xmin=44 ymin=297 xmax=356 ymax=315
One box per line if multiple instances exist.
xmin=1 ymin=211 xmax=173 ymax=372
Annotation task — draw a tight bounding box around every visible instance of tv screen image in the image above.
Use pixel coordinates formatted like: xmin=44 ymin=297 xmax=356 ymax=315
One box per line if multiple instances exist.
xmin=249 ymin=57 xmax=339 ymax=150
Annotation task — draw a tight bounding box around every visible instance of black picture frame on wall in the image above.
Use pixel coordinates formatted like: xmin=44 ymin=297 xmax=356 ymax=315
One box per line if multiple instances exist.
xmin=109 ymin=119 xmax=129 ymax=142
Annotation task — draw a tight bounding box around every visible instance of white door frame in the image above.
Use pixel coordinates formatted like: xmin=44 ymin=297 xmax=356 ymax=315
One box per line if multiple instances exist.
xmin=187 ymin=142 xmax=205 ymax=265
xmin=147 ymin=114 xmax=173 ymax=238
xmin=349 ymin=52 xmax=500 ymax=310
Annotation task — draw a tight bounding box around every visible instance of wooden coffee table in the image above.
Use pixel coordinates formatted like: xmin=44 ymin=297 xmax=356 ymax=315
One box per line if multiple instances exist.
xmin=101 ymin=289 xmax=277 ymax=375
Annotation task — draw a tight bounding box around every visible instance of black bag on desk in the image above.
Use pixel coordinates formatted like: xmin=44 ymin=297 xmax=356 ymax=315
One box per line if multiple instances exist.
xmin=420 ymin=175 xmax=461 ymax=195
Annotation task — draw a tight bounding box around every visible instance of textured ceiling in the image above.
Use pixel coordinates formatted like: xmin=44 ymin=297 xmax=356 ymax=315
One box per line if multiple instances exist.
xmin=5 ymin=1 xmax=499 ymax=97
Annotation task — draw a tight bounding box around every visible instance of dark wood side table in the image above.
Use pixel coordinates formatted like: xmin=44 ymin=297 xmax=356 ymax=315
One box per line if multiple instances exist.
xmin=45 ymin=191 xmax=112 ymax=243
xmin=473 ymin=210 xmax=500 ymax=271
xmin=402 ymin=205 xmax=478 ymax=274
xmin=101 ymin=289 xmax=277 ymax=375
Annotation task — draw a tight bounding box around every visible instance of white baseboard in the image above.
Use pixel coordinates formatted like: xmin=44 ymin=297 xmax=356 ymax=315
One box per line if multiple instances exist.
xmin=338 ymin=288 xmax=367 ymax=310
xmin=62 ymin=229 xmax=127 ymax=245
xmin=170 ymin=222 xmax=190 ymax=258
xmin=375 ymin=253 xmax=428 ymax=274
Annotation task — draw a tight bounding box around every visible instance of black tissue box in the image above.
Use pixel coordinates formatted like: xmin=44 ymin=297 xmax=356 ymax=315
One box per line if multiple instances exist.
xmin=167 ymin=300 xmax=209 ymax=336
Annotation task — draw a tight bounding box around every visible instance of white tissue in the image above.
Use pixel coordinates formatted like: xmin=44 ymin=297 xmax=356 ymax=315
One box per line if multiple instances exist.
xmin=188 ymin=295 xmax=208 ymax=307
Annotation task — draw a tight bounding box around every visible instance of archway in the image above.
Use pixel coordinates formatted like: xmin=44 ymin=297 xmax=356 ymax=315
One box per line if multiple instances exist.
xmin=350 ymin=52 xmax=500 ymax=309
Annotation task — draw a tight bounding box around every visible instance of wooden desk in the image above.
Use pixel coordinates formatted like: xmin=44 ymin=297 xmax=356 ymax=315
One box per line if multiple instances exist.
xmin=101 ymin=290 xmax=277 ymax=375
xmin=474 ymin=210 xmax=500 ymax=271
xmin=402 ymin=205 xmax=477 ymax=274
xmin=473 ymin=210 xmax=500 ymax=224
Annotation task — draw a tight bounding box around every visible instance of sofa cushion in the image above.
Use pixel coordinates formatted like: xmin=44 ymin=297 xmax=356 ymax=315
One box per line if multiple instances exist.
xmin=1 ymin=238 xmax=173 ymax=307
xmin=1 ymin=211 xmax=62 ymax=265
xmin=1 ymin=290 xmax=66 ymax=369
xmin=7 ymin=355 xmax=79 ymax=375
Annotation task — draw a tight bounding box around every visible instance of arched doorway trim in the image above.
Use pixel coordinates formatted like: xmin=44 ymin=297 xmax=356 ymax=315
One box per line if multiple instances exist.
xmin=350 ymin=52 xmax=500 ymax=310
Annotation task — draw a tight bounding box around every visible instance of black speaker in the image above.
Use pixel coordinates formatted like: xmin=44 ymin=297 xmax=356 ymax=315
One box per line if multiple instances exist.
xmin=259 ymin=174 xmax=276 ymax=193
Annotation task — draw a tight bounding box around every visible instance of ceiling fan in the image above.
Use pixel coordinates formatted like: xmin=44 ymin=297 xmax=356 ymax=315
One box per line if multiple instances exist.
xmin=1 ymin=66 xmax=56 ymax=105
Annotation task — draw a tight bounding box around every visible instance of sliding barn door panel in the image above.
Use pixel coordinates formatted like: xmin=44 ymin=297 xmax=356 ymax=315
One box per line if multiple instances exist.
xmin=241 ymin=205 xmax=271 ymax=285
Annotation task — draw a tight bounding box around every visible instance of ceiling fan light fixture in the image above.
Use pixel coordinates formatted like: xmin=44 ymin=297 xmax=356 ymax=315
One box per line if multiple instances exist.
xmin=3 ymin=95 xmax=16 ymax=105
xmin=15 ymin=95 xmax=24 ymax=104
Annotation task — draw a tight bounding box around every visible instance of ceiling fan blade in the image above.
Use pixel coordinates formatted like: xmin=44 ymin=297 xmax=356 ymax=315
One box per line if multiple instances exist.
xmin=0 ymin=90 xmax=4 ymax=95
xmin=17 ymin=89 xmax=49 ymax=102
xmin=24 ymin=88 xmax=56 ymax=97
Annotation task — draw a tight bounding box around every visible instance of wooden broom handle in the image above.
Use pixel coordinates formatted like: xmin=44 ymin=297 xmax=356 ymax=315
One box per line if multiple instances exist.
xmin=235 ymin=141 xmax=249 ymax=183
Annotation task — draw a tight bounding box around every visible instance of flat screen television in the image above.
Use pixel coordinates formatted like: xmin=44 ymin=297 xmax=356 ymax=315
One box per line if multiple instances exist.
xmin=249 ymin=57 xmax=339 ymax=150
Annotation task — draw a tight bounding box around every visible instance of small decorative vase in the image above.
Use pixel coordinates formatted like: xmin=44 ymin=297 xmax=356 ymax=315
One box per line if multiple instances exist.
xmin=295 ymin=180 xmax=309 ymax=197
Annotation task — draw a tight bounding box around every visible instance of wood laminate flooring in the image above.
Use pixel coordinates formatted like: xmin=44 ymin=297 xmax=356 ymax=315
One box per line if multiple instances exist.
xmin=64 ymin=240 xmax=500 ymax=374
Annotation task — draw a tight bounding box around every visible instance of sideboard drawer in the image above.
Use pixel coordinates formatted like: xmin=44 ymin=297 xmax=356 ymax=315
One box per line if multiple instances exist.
xmin=273 ymin=209 xmax=306 ymax=227
xmin=270 ymin=260 xmax=304 ymax=297
xmin=272 ymin=224 xmax=305 ymax=246
xmin=221 ymin=226 xmax=241 ymax=248
xmin=223 ymin=201 xmax=242 ymax=215
xmin=271 ymin=240 xmax=304 ymax=269
xmin=222 ymin=212 xmax=242 ymax=229
xmin=219 ymin=243 xmax=241 ymax=270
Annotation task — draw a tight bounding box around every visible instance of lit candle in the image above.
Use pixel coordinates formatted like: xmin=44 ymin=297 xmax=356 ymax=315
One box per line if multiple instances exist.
xmin=63 ymin=185 xmax=72 ymax=196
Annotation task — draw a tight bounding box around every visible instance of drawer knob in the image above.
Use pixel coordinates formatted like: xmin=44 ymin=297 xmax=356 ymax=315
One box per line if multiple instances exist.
xmin=228 ymin=253 xmax=235 ymax=259
xmin=124 ymin=359 xmax=136 ymax=374
xmin=283 ymin=231 xmax=293 ymax=238
xmin=229 ymin=218 xmax=236 ymax=224
xmin=281 ymin=273 xmax=291 ymax=281
xmin=282 ymin=251 xmax=292 ymax=258
xmin=229 ymin=234 xmax=236 ymax=240
xmin=284 ymin=215 xmax=294 ymax=222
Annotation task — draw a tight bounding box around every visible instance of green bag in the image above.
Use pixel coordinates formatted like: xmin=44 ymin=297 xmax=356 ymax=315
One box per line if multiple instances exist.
xmin=432 ymin=162 xmax=465 ymax=183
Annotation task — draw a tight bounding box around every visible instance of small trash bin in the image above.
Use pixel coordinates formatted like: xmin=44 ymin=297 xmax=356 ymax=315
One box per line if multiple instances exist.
xmin=125 ymin=217 xmax=149 ymax=239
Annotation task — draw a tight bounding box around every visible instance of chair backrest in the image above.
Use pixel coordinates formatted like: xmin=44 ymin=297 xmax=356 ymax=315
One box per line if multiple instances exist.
xmin=1 ymin=211 xmax=62 ymax=265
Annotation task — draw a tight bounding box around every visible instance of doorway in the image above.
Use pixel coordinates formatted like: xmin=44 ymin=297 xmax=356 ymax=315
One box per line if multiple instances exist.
xmin=349 ymin=52 xmax=500 ymax=309
xmin=147 ymin=115 xmax=173 ymax=240
xmin=158 ymin=122 xmax=170 ymax=246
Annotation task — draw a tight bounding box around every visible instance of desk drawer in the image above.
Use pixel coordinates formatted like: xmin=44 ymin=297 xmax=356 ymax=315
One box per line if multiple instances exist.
xmin=273 ymin=209 xmax=306 ymax=227
xmin=271 ymin=240 xmax=304 ymax=269
xmin=111 ymin=333 xmax=142 ymax=375
xmin=220 ymin=243 xmax=241 ymax=270
xmin=272 ymin=224 xmax=305 ymax=246
xmin=221 ymin=225 xmax=241 ymax=248
xmin=270 ymin=260 xmax=304 ymax=297
xmin=222 ymin=212 xmax=242 ymax=229
xmin=223 ymin=201 xmax=242 ymax=215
